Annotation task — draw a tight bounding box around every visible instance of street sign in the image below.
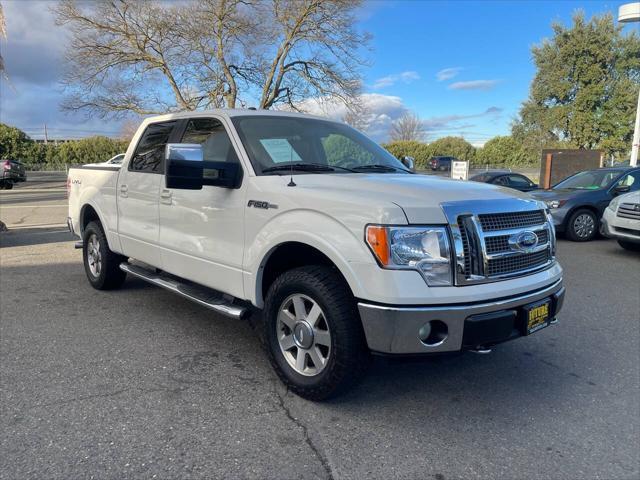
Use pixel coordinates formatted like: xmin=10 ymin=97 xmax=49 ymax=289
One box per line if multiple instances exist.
xmin=451 ymin=160 xmax=469 ymax=180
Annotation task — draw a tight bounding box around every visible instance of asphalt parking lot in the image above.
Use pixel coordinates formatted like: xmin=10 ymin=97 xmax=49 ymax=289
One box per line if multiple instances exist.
xmin=1 ymin=180 xmax=639 ymax=479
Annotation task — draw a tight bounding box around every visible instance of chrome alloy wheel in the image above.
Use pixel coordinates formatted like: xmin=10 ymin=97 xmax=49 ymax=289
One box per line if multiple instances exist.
xmin=573 ymin=213 xmax=595 ymax=239
xmin=86 ymin=233 xmax=102 ymax=277
xmin=277 ymin=294 xmax=332 ymax=377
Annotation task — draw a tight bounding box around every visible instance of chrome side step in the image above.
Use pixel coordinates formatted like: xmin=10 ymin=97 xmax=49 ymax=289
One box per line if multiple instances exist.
xmin=119 ymin=263 xmax=249 ymax=320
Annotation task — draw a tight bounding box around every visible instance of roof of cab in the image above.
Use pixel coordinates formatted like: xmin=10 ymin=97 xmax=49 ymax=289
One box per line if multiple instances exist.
xmin=140 ymin=108 xmax=332 ymax=124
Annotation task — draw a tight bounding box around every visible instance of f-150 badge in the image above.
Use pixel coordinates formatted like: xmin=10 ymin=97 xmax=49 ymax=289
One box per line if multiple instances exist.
xmin=247 ymin=200 xmax=278 ymax=209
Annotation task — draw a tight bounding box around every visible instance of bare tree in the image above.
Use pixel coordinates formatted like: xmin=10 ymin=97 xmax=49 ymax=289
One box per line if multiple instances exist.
xmin=389 ymin=111 xmax=424 ymax=142
xmin=342 ymin=99 xmax=370 ymax=131
xmin=52 ymin=0 xmax=369 ymax=117
xmin=119 ymin=118 xmax=142 ymax=141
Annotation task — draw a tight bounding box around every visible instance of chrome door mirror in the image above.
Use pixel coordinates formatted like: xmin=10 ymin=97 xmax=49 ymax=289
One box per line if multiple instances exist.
xmin=400 ymin=156 xmax=415 ymax=172
xmin=165 ymin=143 xmax=204 ymax=190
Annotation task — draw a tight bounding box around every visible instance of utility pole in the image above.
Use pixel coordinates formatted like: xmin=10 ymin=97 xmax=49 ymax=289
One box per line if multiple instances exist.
xmin=44 ymin=124 xmax=48 ymax=144
xmin=618 ymin=2 xmax=640 ymax=166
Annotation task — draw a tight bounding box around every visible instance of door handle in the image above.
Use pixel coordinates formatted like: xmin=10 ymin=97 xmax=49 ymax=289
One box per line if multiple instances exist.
xmin=160 ymin=189 xmax=172 ymax=205
xmin=120 ymin=184 xmax=128 ymax=197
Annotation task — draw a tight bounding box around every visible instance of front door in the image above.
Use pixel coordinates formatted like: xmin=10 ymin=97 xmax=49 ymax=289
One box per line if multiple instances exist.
xmin=158 ymin=117 xmax=247 ymax=299
xmin=117 ymin=120 xmax=177 ymax=267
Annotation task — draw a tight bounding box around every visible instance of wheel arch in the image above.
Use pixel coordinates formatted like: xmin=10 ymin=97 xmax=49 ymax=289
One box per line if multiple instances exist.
xmin=255 ymin=241 xmax=360 ymax=309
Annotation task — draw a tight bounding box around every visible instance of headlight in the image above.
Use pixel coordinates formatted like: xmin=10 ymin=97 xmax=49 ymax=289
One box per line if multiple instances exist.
xmin=545 ymin=200 xmax=567 ymax=209
xmin=608 ymin=196 xmax=622 ymax=211
xmin=366 ymin=225 xmax=452 ymax=286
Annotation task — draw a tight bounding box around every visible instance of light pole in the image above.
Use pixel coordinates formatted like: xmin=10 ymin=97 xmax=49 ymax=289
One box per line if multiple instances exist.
xmin=618 ymin=2 xmax=640 ymax=166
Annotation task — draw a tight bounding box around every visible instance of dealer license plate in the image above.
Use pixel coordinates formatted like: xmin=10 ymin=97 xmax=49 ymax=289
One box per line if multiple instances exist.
xmin=525 ymin=299 xmax=551 ymax=335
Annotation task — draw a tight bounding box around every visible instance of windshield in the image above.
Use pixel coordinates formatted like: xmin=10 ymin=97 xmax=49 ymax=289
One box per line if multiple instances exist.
xmin=554 ymin=170 xmax=622 ymax=190
xmin=231 ymin=115 xmax=409 ymax=175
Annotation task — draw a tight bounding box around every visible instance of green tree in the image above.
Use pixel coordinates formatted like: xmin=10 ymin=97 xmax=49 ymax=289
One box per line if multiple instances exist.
xmin=513 ymin=12 xmax=640 ymax=157
xmin=381 ymin=140 xmax=431 ymax=168
xmin=476 ymin=136 xmax=529 ymax=166
xmin=0 ymin=123 xmax=32 ymax=159
xmin=426 ymin=136 xmax=476 ymax=162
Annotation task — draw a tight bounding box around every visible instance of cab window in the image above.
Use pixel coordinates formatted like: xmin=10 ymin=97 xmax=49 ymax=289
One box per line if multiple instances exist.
xmin=129 ymin=121 xmax=176 ymax=173
xmin=181 ymin=118 xmax=240 ymax=164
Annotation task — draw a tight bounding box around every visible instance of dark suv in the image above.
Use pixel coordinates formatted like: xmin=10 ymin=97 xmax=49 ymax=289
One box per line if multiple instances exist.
xmin=1 ymin=159 xmax=27 ymax=189
xmin=429 ymin=156 xmax=456 ymax=171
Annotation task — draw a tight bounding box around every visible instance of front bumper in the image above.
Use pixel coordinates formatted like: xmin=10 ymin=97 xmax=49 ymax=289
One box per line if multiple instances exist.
xmin=358 ymin=279 xmax=565 ymax=354
xmin=601 ymin=207 xmax=640 ymax=243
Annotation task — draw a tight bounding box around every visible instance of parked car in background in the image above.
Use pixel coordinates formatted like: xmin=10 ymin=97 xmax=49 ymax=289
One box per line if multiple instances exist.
xmin=531 ymin=167 xmax=640 ymax=242
xmin=470 ymin=170 xmax=538 ymax=192
xmin=0 ymin=159 xmax=27 ymax=189
xmin=601 ymin=190 xmax=640 ymax=251
xmin=429 ymin=156 xmax=456 ymax=171
xmin=83 ymin=153 xmax=126 ymax=169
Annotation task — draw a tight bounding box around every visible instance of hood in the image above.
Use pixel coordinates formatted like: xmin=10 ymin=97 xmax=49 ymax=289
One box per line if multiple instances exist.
xmin=531 ymin=188 xmax=594 ymax=202
xmin=279 ymin=173 xmax=543 ymax=224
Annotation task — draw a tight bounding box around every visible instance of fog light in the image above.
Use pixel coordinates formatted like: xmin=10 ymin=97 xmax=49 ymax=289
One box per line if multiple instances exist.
xmin=418 ymin=320 xmax=448 ymax=346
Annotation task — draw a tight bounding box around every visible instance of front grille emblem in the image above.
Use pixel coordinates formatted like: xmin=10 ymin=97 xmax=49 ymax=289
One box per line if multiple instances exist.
xmin=509 ymin=231 xmax=539 ymax=253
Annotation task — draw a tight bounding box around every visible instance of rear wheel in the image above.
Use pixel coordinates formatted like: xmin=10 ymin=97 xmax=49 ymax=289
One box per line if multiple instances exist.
xmin=3 ymin=182 xmax=13 ymax=190
xmin=263 ymin=266 xmax=370 ymax=400
xmin=82 ymin=221 xmax=127 ymax=290
xmin=566 ymin=209 xmax=597 ymax=242
xmin=618 ymin=239 xmax=640 ymax=252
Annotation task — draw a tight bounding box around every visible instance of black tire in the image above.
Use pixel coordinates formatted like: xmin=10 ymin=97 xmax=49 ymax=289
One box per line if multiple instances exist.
xmin=618 ymin=239 xmax=640 ymax=252
xmin=4 ymin=182 xmax=13 ymax=190
xmin=263 ymin=266 xmax=370 ymax=400
xmin=566 ymin=209 xmax=598 ymax=242
xmin=82 ymin=220 xmax=127 ymax=290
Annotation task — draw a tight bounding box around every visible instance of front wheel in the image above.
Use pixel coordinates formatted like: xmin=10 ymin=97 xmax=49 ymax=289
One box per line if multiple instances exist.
xmin=618 ymin=239 xmax=640 ymax=252
xmin=566 ymin=209 xmax=598 ymax=242
xmin=82 ymin=221 xmax=127 ymax=290
xmin=263 ymin=266 xmax=370 ymax=400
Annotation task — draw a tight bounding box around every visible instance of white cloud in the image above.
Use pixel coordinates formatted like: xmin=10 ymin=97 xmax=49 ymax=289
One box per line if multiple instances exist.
xmin=372 ymin=71 xmax=420 ymax=89
xmin=294 ymin=93 xmax=408 ymax=141
xmin=294 ymin=95 xmax=503 ymax=143
xmin=448 ymin=79 xmax=501 ymax=91
xmin=436 ymin=67 xmax=462 ymax=82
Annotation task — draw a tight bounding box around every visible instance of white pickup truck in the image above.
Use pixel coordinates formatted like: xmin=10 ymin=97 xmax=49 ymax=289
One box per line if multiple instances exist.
xmin=68 ymin=110 xmax=565 ymax=400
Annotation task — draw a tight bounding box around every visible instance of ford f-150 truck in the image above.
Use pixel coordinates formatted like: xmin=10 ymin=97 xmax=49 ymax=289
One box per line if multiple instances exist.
xmin=68 ymin=110 xmax=565 ymax=400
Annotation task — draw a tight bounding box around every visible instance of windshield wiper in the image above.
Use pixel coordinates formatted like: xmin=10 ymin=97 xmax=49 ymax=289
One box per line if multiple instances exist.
xmin=261 ymin=162 xmax=358 ymax=174
xmin=351 ymin=164 xmax=410 ymax=173
xmin=262 ymin=163 xmax=335 ymax=173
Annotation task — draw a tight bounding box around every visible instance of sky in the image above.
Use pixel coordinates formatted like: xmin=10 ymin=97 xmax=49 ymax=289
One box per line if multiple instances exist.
xmin=0 ymin=0 xmax=637 ymax=145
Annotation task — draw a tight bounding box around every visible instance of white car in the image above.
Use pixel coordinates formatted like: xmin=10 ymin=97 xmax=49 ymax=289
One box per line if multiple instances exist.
xmin=601 ymin=190 xmax=640 ymax=251
xmin=67 ymin=109 xmax=564 ymax=400
xmin=82 ymin=153 xmax=125 ymax=169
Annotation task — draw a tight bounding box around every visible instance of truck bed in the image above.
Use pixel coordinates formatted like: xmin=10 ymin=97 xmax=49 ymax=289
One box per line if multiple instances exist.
xmin=67 ymin=165 xmax=121 ymax=250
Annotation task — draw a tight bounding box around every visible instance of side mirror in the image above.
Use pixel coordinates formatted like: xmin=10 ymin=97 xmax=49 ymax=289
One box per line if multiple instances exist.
xmin=165 ymin=144 xmax=243 ymax=190
xmin=400 ymin=155 xmax=415 ymax=172
xmin=165 ymin=143 xmax=204 ymax=190
xmin=613 ymin=184 xmax=631 ymax=195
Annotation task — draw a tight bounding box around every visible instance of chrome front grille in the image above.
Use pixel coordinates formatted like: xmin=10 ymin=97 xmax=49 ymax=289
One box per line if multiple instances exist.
xmin=617 ymin=203 xmax=640 ymax=220
xmin=478 ymin=210 xmax=546 ymax=231
xmin=442 ymin=200 xmax=555 ymax=285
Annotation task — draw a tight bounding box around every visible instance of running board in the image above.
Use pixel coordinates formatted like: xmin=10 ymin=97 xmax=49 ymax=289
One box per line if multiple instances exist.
xmin=119 ymin=263 xmax=249 ymax=320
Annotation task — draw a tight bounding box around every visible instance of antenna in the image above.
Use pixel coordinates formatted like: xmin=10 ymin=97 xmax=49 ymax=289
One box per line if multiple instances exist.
xmin=287 ymin=142 xmax=296 ymax=187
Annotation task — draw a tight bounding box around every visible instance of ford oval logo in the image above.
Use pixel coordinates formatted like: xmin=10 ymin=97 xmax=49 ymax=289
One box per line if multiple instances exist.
xmin=510 ymin=231 xmax=539 ymax=252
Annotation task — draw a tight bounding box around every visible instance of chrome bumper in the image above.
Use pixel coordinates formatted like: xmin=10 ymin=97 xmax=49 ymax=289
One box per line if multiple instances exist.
xmin=358 ymin=279 xmax=564 ymax=354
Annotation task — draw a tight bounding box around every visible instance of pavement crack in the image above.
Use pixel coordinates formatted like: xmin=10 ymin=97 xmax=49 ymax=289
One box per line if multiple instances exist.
xmin=272 ymin=380 xmax=334 ymax=480
xmin=26 ymin=388 xmax=129 ymax=410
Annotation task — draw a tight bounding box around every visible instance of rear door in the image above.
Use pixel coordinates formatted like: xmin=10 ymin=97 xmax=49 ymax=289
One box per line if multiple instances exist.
xmin=158 ymin=116 xmax=247 ymax=299
xmin=117 ymin=120 xmax=178 ymax=267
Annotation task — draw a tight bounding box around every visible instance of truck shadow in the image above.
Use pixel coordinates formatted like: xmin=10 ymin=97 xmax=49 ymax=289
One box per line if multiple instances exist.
xmin=0 ymin=227 xmax=74 ymax=248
